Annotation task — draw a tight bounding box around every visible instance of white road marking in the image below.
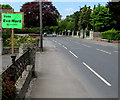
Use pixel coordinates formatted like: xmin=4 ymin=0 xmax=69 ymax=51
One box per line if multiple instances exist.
xmin=58 ymin=43 xmax=62 ymax=45
xmin=82 ymin=44 xmax=91 ymax=48
xmin=69 ymin=51 xmax=78 ymax=58
xmin=54 ymin=41 xmax=57 ymax=43
xmin=96 ymin=49 xmax=111 ymax=54
xmin=83 ymin=62 xmax=112 ymax=87
xmin=62 ymin=45 xmax=67 ymax=49
xmin=113 ymin=51 xmax=118 ymax=53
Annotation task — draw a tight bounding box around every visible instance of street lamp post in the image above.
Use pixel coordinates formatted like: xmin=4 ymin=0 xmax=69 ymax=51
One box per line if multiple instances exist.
xmin=39 ymin=0 xmax=43 ymax=51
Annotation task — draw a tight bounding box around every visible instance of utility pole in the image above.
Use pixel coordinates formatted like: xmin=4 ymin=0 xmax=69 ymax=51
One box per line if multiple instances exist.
xmin=39 ymin=0 xmax=43 ymax=51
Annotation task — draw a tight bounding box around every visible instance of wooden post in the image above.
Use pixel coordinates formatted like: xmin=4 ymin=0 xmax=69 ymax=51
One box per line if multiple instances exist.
xmin=11 ymin=29 xmax=14 ymax=55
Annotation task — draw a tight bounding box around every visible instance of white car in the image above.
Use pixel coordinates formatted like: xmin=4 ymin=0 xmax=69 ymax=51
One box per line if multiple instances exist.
xmin=52 ymin=33 xmax=57 ymax=37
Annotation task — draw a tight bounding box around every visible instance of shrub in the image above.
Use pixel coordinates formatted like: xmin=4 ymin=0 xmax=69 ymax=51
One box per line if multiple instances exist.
xmin=14 ymin=27 xmax=40 ymax=34
xmin=2 ymin=30 xmax=11 ymax=46
xmin=2 ymin=74 xmax=16 ymax=99
xmin=115 ymin=33 xmax=120 ymax=40
xmin=4 ymin=35 xmax=36 ymax=47
xmin=102 ymin=29 xmax=119 ymax=40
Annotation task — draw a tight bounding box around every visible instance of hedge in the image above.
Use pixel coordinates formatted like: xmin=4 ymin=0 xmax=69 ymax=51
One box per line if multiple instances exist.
xmin=102 ymin=29 xmax=120 ymax=40
xmin=14 ymin=27 xmax=40 ymax=34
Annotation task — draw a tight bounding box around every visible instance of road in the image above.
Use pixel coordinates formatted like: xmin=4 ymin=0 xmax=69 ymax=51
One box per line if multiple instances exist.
xmin=46 ymin=36 xmax=118 ymax=98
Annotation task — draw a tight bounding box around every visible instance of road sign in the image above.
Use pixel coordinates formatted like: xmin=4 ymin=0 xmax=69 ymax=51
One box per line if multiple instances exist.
xmin=2 ymin=12 xmax=23 ymax=29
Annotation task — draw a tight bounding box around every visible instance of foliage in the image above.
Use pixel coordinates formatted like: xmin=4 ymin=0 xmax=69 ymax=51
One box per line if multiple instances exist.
xmin=3 ymin=33 xmax=36 ymax=47
xmin=79 ymin=5 xmax=92 ymax=30
xmin=102 ymin=29 xmax=120 ymax=40
xmin=2 ymin=74 xmax=16 ymax=99
xmin=0 ymin=4 xmax=12 ymax=9
xmin=43 ymin=26 xmax=58 ymax=34
xmin=85 ymin=29 xmax=90 ymax=36
xmin=2 ymin=30 xmax=11 ymax=46
xmin=14 ymin=27 xmax=40 ymax=34
xmin=74 ymin=11 xmax=80 ymax=31
xmin=90 ymin=4 xmax=113 ymax=32
xmin=57 ymin=11 xmax=80 ymax=32
xmin=20 ymin=2 xmax=59 ymax=27
xmin=106 ymin=2 xmax=120 ymax=30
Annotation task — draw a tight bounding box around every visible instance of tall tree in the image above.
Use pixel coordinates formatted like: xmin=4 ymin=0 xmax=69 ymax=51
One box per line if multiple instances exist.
xmin=79 ymin=5 xmax=92 ymax=30
xmin=106 ymin=2 xmax=120 ymax=30
xmin=78 ymin=5 xmax=92 ymax=38
xmin=90 ymin=4 xmax=113 ymax=32
xmin=20 ymin=1 xmax=59 ymax=27
xmin=74 ymin=11 xmax=80 ymax=31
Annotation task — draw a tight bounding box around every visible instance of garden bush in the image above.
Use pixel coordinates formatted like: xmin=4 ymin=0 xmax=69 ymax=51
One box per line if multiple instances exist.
xmin=4 ymin=35 xmax=36 ymax=47
xmin=102 ymin=29 xmax=120 ymax=40
xmin=14 ymin=27 xmax=40 ymax=34
xmin=2 ymin=30 xmax=11 ymax=46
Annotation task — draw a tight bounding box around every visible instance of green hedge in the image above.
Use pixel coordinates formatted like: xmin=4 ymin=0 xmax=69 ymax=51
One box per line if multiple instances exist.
xmin=14 ymin=27 xmax=40 ymax=34
xmin=102 ymin=29 xmax=120 ymax=40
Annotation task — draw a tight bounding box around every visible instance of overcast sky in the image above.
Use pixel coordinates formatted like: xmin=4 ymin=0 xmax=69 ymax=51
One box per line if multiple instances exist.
xmin=1 ymin=0 xmax=108 ymax=19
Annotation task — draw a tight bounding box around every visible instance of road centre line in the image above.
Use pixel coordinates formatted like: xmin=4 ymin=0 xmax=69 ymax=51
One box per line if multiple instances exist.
xmin=54 ymin=40 xmax=57 ymax=43
xmin=69 ymin=51 xmax=78 ymax=58
xmin=62 ymin=45 xmax=67 ymax=49
xmin=58 ymin=43 xmax=62 ymax=45
xmin=96 ymin=49 xmax=111 ymax=54
xmin=113 ymin=51 xmax=118 ymax=53
xmin=83 ymin=62 xmax=112 ymax=87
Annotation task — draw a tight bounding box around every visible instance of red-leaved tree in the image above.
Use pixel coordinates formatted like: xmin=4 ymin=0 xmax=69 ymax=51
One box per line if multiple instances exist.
xmin=20 ymin=1 xmax=59 ymax=27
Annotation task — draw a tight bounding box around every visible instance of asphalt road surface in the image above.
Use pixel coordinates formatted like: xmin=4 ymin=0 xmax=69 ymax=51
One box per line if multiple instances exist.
xmin=47 ymin=36 xmax=118 ymax=98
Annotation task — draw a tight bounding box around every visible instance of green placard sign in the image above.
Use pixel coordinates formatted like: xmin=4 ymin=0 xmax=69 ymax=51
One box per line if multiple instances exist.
xmin=2 ymin=13 xmax=23 ymax=29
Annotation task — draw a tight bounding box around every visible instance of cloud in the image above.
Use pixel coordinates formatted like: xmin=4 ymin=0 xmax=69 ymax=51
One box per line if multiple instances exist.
xmin=65 ymin=8 xmax=74 ymax=11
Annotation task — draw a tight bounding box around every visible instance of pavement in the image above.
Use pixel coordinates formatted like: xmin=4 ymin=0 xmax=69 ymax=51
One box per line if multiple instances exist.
xmin=30 ymin=38 xmax=91 ymax=98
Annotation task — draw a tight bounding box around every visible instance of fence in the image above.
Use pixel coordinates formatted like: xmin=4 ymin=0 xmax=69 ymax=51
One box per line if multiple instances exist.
xmin=2 ymin=47 xmax=36 ymax=100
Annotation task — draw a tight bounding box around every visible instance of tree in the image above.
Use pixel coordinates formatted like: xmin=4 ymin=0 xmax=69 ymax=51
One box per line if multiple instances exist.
xmin=79 ymin=5 xmax=92 ymax=30
xmin=20 ymin=1 xmax=59 ymax=27
xmin=57 ymin=11 xmax=80 ymax=35
xmin=74 ymin=11 xmax=80 ymax=31
xmin=90 ymin=4 xmax=113 ymax=32
xmin=0 ymin=4 xmax=13 ymax=9
xmin=78 ymin=5 xmax=92 ymax=38
xmin=106 ymin=2 xmax=120 ymax=30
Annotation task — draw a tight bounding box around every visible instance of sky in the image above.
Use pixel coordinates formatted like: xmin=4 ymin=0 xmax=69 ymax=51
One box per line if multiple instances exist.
xmin=1 ymin=1 xmax=108 ymax=19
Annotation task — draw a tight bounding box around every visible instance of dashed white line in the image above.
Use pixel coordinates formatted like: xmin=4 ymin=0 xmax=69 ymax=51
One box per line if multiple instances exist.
xmin=96 ymin=49 xmax=111 ymax=54
xmin=58 ymin=43 xmax=62 ymax=45
xmin=113 ymin=51 xmax=118 ymax=53
xmin=69 ymin=51 xmax=78 ymax=58
xmin=54 ymin=41 xmax=57 ymax=43
xmin=82 ymin=44 xmax=91 ymax=48
xmin=83 ymin=62 xmax=112 ymax=87
xmin=62 ymin=45 xmax=67 ymax=49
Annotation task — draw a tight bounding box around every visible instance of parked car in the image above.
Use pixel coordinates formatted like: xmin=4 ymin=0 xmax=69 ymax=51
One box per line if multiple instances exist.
xmin=52 ymin=33 xmax=57 ymax=37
